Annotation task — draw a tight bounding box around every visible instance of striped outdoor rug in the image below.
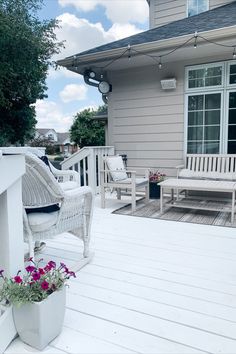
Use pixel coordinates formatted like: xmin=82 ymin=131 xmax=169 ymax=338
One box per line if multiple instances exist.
xmin=112 ymin=197 xmax=236 ymax=228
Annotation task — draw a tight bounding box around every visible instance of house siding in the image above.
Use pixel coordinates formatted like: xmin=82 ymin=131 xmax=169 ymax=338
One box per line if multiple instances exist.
xmin=108 ymin=53 xmax=230 ymax=177
xmin=150 ymin=0 xmax=233 ymax=28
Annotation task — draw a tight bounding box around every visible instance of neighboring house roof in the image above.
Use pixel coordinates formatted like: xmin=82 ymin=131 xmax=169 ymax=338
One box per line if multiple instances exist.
xmin=57 ymin=133 xmax=71 ymax=145
xmin=63 ymin=2 xmax=236 ymax=58
xmin=37 ymin=128 xmax=56 ymax=135
xmin=91 ymin=109 xmax=108 ymax=122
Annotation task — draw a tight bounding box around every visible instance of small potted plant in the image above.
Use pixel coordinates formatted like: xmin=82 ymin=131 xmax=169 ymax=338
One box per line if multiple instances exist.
xmin=149 ymin=169 xmax=166 ymax=199
xmin=0 ymin=259 xmax=75 ymax=350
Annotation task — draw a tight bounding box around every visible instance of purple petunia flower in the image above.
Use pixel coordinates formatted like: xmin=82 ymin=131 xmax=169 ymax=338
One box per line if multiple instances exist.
xmin=14 ymin=276 xmax=22 ymax=283
xmin=41 ymin=280 xmax=49 ymax=290
xmin=32 ymin=272 xmax=41 ymax=281
xmin=25 ymin=265 xmax=36 ymax=273
xmin=0 ymin=270 xmax=4 ymax=277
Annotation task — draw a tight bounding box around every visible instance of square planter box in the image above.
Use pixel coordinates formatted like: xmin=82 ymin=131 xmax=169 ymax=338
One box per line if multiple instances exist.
xmin=13 ymin=287 xmax=66 ymax=350
xmin=149 ymin=182 xmax=160 ymax=199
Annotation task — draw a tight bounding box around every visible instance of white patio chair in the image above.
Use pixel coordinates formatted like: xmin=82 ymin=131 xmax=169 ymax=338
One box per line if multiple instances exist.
xmin=22 ymin=153 xmax=93 ymax=259
xmin=100 ymin=155 xmax=149 ymax=212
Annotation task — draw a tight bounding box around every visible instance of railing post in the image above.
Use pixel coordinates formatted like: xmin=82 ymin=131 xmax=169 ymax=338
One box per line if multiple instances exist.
xmin=0 ymin=153 xmax=25 ymax=353
xmin=88 ymin=148 xmax=97 ymax=194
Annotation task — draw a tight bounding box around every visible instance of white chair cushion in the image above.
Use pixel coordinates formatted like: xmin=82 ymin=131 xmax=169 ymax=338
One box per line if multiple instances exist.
xmin=118 ymin=177 xmax=148 ymax=185
xmin=59 ymin=181 xmax=78 ymax=191
xmin=179 ymin=169 xmax=234 ymax=180
xmin=106 ymin=156 xmax=127 ymax=181
xmin=27 ymin=211 xmax=59 ymax=232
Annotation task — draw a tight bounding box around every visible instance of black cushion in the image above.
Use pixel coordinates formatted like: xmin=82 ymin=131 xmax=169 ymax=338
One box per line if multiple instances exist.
xmin=25 ymin=204 xmax=60 ymax=214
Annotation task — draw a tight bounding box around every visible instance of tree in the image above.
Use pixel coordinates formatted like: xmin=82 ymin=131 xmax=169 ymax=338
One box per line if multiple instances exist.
xmin=0 ymin=0 xmax=63 ymax=145
xmin=70 ymin=106 xmax=106 ymax=148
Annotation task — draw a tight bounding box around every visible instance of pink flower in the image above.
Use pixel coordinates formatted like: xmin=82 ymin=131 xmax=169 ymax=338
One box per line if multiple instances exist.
xmin=14 ymin=276 xmax=22 ymax=283
xmin=41 ymin=281 xmax=49 ymax=290
xmin=38 ymin=268 xmax=45 ymax=275
xmin=69 ymin=271 xmax=76 ymax=278
xmin=32 ymin=272 xmax=41 ymax=281
xmin=48 ymin=261 xmax=56 ymax=269
xmin=25 ymin=266 xmax=36 ymax=273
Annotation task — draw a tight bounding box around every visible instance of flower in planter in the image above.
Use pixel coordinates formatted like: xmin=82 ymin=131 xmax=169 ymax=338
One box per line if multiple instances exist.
xmin=0 ymin=259 xmax=76 ymax=307
xmin=149 ymin=169 xmax=166 ymax=184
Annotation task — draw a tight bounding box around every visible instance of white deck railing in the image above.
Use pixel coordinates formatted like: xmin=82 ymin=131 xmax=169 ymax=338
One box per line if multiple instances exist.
xmin=61 ymin=146 xmax=115 ymax=194
xmin=0 ymin=152 xmax=25 ymax=352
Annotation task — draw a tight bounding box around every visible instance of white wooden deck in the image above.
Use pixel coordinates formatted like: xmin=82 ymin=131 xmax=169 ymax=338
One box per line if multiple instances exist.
xmin=5 ymin=196 xmax=236 ymax=354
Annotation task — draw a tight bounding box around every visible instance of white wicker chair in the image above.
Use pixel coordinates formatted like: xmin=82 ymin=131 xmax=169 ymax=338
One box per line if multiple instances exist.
xmin=22 ymin=153 xmax=93 ymax=259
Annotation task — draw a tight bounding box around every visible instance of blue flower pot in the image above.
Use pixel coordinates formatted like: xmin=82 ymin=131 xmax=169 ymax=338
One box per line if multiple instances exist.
xmin=149 ymin=182 xmax=160 ymax=199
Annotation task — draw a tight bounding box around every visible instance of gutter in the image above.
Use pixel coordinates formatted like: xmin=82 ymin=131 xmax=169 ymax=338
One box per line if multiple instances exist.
xmin=57 ymin=25 xmax=236 ymax=69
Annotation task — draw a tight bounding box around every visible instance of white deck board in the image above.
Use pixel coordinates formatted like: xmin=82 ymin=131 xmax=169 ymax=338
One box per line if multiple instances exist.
xmin=6 ymin=196 xmax=236 ymax=354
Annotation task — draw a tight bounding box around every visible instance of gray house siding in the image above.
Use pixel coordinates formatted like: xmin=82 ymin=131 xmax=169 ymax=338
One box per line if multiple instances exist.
xmin=108 ymin=53 xmax=229 ymax=177
xmin=150 ymin=0 xmax=233 ymax=28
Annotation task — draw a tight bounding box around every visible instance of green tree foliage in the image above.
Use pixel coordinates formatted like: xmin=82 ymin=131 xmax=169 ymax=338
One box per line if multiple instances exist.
xmin=0 ymin=0 xmax=63 ymax=145
xmin=70 ymin=106 xmax=106 ymax=148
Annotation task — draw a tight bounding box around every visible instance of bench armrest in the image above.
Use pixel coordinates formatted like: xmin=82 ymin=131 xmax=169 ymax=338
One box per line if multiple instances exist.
xmin=175 ymin=164 xmax=184 ymax=169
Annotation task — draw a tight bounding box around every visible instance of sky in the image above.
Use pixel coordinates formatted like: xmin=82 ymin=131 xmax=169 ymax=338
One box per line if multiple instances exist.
xmin=36 ymin=0 xmax=149 ymax=132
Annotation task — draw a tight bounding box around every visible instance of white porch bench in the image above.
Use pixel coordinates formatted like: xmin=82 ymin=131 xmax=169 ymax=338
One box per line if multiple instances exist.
xmin=159 ymin=178 xmax=236 ymax=224
xmin=176 ymin=154 xmax=236 ymax=180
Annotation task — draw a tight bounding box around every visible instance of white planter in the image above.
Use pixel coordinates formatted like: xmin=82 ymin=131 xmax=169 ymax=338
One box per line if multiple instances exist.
xmin=13 ymin=287 xmax=66 ymax=350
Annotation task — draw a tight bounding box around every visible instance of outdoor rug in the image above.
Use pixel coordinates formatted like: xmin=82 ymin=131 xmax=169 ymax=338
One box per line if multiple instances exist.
xmin=112 ymin=198 xmax=236 ymax=228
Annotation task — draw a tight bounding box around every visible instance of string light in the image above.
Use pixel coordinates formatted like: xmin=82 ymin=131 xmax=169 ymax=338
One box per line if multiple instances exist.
xmin=194 ymin=31 xmax=198 ymax=49
xmin=73 ymin=32 xmax=236 ymax=72
xmin=127 ymin=44 xmax=131 ymax=60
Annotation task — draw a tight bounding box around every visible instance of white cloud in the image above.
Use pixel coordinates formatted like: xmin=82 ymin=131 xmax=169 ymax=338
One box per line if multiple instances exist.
xmin=54 ymin=12 xmax=144 ymax=61
xmin=107 ymin=23 xmax=141 ymax=40
xmin=58 ymin=0 xmax=149 ymax=24
xmin=59 ymin=83 xmax=88 ymax=103
xmin=35 ymin=100 xmax=74 ymax=132
xmin=48 ymin=67 xmax=82 ymax=80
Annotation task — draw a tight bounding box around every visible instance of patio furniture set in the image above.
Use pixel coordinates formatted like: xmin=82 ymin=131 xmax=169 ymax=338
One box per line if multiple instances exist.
xmin=101 ymin=154 xmax=236 ymax=224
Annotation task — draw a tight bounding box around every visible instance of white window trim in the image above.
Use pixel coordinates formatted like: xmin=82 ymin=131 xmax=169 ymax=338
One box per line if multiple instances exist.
xmin=186 ymin=0 xmax=209 ymax=18
xmin=185 ymin=60 xmax=236 ymax=155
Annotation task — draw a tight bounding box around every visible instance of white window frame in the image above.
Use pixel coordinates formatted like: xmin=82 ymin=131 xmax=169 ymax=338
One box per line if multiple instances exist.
xmin=186 ymin=0 xmax=209 ymax=17
xmin=185 ymin=60 xmax=236 ymax=155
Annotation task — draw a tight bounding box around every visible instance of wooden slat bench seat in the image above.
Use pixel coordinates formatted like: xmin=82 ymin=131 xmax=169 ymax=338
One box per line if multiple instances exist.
xmin=159 ymin=178 xmax=236 ymax=224
xmin=176 ymin=154 xmax=236 ymax=181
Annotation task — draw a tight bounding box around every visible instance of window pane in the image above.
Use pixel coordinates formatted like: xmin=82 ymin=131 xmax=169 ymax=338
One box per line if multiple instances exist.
xmin=205 ymin=93 xmax=221 ymax=109
xmin=229 ymin=92 xmax=236 ymax=108
xmin=188 ymin=0 xmax=198 ymax=16
xmin=204 ymin=126 xmax=220 ymax=141
xmin=230 ymin=65 xmax=236 ymax=74
xmin=198 ymin=0 xmax=208 ymax=12
xmin=230 ymin=75 xmax=236 ymax=85
xmin=188 ymin=127 xmax=203 ymax=140
xmin=228 ymin=125 xmax=236 ymax=140
xmin=229 ymin=109 xmax=236 ymax=124
xmin=189 ymin=69 xmax=205 ymax=79
xmin=188 ymin=95 xmax=203 ymax=110
xmin=187 ymin=141 xmax=203 ymax=153
xmin=205 ymin=110 xmax=220 ymax=125
xmin=206 ymin=66 xmax=222 ymax=77
xmin=203 ymin=142 xmax=219 ymax=154
xmin=188 ymin=111 xmax=203 ymax=125
xmin=189 ymin=79 xmax=204 ymax=88
xmin=205 ymin=77 xmax=221 ymax=87
xmin=228 ymin=141 xmax=236 ymax=153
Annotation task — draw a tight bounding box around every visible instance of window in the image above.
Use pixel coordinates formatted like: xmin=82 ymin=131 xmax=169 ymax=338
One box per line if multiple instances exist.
xmin=187 ymin=93 xmax=221 ymax=153
xmin=186 ymin=61 xmax=236 ymax=154
xmin=187 ymin=0 xmax=209 ymax=17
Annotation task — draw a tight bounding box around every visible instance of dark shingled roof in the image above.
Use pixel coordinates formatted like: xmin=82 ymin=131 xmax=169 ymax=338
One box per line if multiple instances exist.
xmin=76 ymin=1 xmax=236 ymax=57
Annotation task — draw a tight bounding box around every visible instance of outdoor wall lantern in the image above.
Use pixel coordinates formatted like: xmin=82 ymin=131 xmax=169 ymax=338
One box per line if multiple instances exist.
xmin=160 ymin=78 xmax=177 ymax=90
xmin=83 ymin=70 xmax=112 ymax=99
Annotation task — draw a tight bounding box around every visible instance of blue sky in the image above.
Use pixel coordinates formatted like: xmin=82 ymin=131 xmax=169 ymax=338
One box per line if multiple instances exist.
xmin=36 ymin=0 xmax=149 ymax=132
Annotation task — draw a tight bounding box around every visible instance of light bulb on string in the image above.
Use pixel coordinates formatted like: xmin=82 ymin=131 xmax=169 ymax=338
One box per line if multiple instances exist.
xmin=194 ymin=31 xmax=198 ymax=49
xmin=127 ymin=44 xmax=131 ymax=61
xmin=233 ymin=48 xmax=236 ymax=59
xmin=158 ymin=57 xmax=162 ymax=69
